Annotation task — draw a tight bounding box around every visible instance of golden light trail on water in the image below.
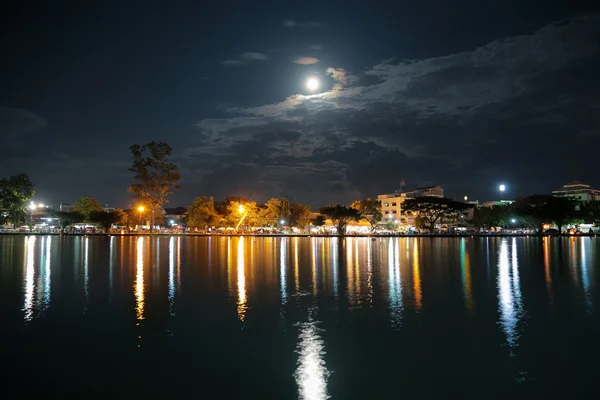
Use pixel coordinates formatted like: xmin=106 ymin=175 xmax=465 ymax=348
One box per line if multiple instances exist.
xmin=135 ymin=237 xmax=145 ymax=321
xmin=237 ymin=237 xmax=247 ymax=322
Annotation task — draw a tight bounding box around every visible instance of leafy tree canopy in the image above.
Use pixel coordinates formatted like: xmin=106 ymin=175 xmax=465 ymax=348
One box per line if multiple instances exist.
xmin=402 ymin=196 xmax=471 ymax=232
xmin=318 ymin=205 xmax=361 ymax=236
xmin=186 ymin=196 xmax=221 ymax=228
xmin=351 ymin=198 xmax=382 ymax=231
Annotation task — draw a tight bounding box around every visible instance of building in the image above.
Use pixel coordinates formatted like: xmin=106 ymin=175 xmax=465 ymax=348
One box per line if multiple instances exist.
xmin=552 ymin=181 xmax=600 ymax=202
xmin=164 ymin=207 xmax=187 ymax=225
xmin=377 ymin=186 xmax=445 ymax=227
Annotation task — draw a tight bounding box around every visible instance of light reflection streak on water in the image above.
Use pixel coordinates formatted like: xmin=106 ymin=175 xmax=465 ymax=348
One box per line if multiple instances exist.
xmin=581 ymin=238 xmax=592 ymax=312
xmin=312 ymin=237 xmax=317 ymax=296
xmin=83 ymin=237 xmax=89 ymax=312
xmin=413 ymin=239 xmax=423 ymax=312
xmin=294 ymin=238 xmax=300 ymax=293
xmin=237 ymin=237 xmax=247 ymax=322
xmin=280 ymin=238 xmax=287 ymax=305
xmin=42 ymin=236 xmax=51 ymax=311
xmin=135 ymin=237 xmax=145 ymax=321
xmin=23 ymin=236 xmax=36 ymax=322
xmin=346 ymin=238 xmax=355 ymax=304
xmin=169 ymin=237 xmax=175 ymax=315
xmin=176 ymin=237 xmax=181 ymax=295
xmin=109 ymin=236 xmax=114 ymax=302
xmin=294 ymin=311 xmax=331 ymax=400
xmin=331 ymin=238 xmax=338 ymax=299
xmin=497 ymin=238 xmax=523 ymax=354
xmin=511 ymin=239 xmax=522 ymax=307
xmin=354 ymin=239 xmax=360 ymax=305
xmin=460 ymin=239 xmax=473 ymax=313
xmin=367 ymin=238 xmax=373 ymax=305
xmin=388 ymin=239 xmax=403 ymax=328
xmin=543 ymin=237 xmax=552 ymax=301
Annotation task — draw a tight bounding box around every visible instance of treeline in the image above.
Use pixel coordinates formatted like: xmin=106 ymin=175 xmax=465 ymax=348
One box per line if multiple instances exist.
xmin=473 ymin=195 xmax=600 ymax=232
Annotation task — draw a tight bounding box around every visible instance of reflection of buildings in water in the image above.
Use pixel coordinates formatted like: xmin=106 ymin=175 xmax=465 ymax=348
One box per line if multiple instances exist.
xmin=331 ymin=238 xmax=339 ymax=299
xmin=294 ymin=314 xmax=331 ymax=400
xmin=497 ymin=238 xmax=523 ymax=354
xmin=227 ymin=237 xmax=233 ymax=297
xmin=580 ymin=237 xmax=592 ymax=312
xmin=23 ymin=236 xmax=36 ymax=322
xmin=237 ymin=237 xmax=247 ymax=322
xmin=135 ymin=237 xmax=145 ymax=321
xmin=366 ymin=238 xmax=373 ymax=305
xmin=542 ymin=237 xmax=552 ymax=300
xmin=280 ymin=238 xmax=288 ymax=305
xmin=312 ymin=237 xmax=318 ymax=296
xmin=388 ymin=239 xmax=403 ymax=328
xmin=109 ymin=236 xmax=115 ymax=301
xmin=83 ymin=237 xmax=89 ymax=312
xmin=413 ymin=239 xmax=423 ymax=312
xmin=169 ymin=237 xmax=176 ymax=315
xmin=570 ymin=238 xmax=579 ymax=288
xmin=294 ymin=238 xmax=300 ymax=294
xmin=459 ymin=239 xmax=473 ymax=313
xmin=41 ymin=236 xmax=51 ymax=311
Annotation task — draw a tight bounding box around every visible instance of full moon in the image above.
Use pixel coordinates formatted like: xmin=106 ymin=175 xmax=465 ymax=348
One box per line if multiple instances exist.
xmin=306 ymin=77 xmax=319 ymax=91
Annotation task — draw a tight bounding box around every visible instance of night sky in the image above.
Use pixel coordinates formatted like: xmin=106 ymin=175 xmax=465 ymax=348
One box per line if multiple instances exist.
xmin=1 ymin=1 xmax=599 ymax=208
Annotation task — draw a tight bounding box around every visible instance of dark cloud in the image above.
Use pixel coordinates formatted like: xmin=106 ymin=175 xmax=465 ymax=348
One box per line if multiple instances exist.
xmin=0 ymin=107 xmax=47 ymax=147
xmin=191 ymin=13 xmax=600 ymax=205
xmin=221 ymin=52 xmax=268 ymax=66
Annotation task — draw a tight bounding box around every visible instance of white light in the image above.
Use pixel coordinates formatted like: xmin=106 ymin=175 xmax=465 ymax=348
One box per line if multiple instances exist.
xmin=306 ymin=77 xmax=319 ymax=91
xmin=39 ymin=204 xmax=45 ymax=208
xmin=280 ymin=219 xmax=285 ymax=225
xmin=499 ymin=184 xmax=506 ymax=192
xmin=511 ymin=219 xmax=516 ymax=223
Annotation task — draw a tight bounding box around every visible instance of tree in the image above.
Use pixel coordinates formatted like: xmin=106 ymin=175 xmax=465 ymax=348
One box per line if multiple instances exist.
xmin=290 ymin=202 xmax=312 ymax=229
xmin=313 ymin=215 xmax=326 ymax=227
xmin=186 ymin=196 xmax=220 ymax=228
xmin=515 ymin=195 xmax=578 ymax=233
xmin=402 ymin=196 xmax=472 ymax=233
xmin=128 ymin=141 xmax=181 ymax=232
xmin=54 ymin=211 xmax=83 ymax=229
xmin=351 ymin=198 xmax=382 ymax=231
xmin=0 ymin=174 xmax=35 ymax=229
xmin=579 ymin=201 xmax=600 ymax=225
xmin=90 ymin=209 xmax=128 ymax=231
xmin=318 ymin=205 xmax=361 ymax=236
xmin=73 ymin=196 xmax=103 ymax=223
xmin=472 ymin=205 xmax=513 ymax=231
xmin=259 ymin=197 xmax=295 ymax=227
xmin=226 ymin=200 xmax=259 ymax=228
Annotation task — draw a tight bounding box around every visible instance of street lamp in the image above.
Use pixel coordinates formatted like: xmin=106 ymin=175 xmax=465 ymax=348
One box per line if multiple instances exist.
xmin=238 ymin=204 xmax=245 ymax=213
xmin=511 ymin=219 xmax=516 ymax=223
xmin=280 ymin=219 xmax=285 ymax=226
xmin=137 ymin=205 xmax=145 ymax=213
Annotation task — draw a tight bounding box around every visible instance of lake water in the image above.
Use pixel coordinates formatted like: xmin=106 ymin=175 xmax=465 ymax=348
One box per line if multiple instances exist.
xmin=1 ymin=235 xmax=598 ymax=399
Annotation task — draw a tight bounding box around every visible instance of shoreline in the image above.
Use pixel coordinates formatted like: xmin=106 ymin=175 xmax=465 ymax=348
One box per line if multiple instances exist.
xmin=1 ymin=232 xmax=597 ymax=238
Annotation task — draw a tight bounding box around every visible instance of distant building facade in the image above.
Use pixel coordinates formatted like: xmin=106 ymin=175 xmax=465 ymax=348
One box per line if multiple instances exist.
xmin=377 ymin=186 xmax=445 ymax=226
xmin=552 ymin=181 xmax=600 ymax=202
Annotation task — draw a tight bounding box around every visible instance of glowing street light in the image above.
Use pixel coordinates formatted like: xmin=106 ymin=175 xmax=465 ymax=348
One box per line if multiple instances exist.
xmin=137 ymin=205 xmax=145 ymax=213
xmin=511 ymin=219 xmax=516 ymax=223
xmin=280 ymin=219 xmax=285 ymax=225
xmin=238 ymin=204 xmax=245 ymax=214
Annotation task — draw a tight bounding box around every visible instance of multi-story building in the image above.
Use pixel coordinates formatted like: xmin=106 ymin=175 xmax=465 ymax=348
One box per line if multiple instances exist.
xmin=552 ymin=181 xmax=600 ymax=202
xmin=377 ymin=186 xmax=445 ymax=227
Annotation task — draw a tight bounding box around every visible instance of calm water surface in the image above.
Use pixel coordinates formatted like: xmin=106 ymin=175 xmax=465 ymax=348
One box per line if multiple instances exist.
xmin=1 ymin=235 xmax=599 ymax=399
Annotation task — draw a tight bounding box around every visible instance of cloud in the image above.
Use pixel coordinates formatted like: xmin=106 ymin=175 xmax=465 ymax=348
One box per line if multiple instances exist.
xmin=293 ymin=57 xmax=319 ymax=65
xmin=221 ymin=52 xmax=268 ymax=66
xmin=193 ymin=13 xmax=600 ymax=206
xmin=283 ymin=20 xmax=325 ymax=28
xmin=310 ymin=45 xmax=323 ymax=50
xmin=0 ymin=107 xmax=47 ymax=147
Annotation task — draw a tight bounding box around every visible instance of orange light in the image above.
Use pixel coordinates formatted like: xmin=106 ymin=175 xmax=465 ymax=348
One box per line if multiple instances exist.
xmin=137 ymin=206 xmax=145 ymax=212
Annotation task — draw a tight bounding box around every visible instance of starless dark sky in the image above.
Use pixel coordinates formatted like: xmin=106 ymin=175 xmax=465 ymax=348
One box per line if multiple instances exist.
xmin=1 ymin=0 xmax=599 ymax=208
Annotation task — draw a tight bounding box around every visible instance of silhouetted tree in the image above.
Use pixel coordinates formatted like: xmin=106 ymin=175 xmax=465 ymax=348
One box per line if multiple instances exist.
xmin=318 ymin=205 xmax=361 ymax=236
xmin=351 ymin=198 xmax=382 ymax=231
xmin=402 ymin=197 xmax=472 ymax=232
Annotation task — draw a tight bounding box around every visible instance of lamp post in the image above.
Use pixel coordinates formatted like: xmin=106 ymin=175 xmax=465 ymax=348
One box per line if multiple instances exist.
xmin=137 ymin=205 xmax=145 ymax=230
xmin=236 ymin=205 xmax=248 ymax=232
